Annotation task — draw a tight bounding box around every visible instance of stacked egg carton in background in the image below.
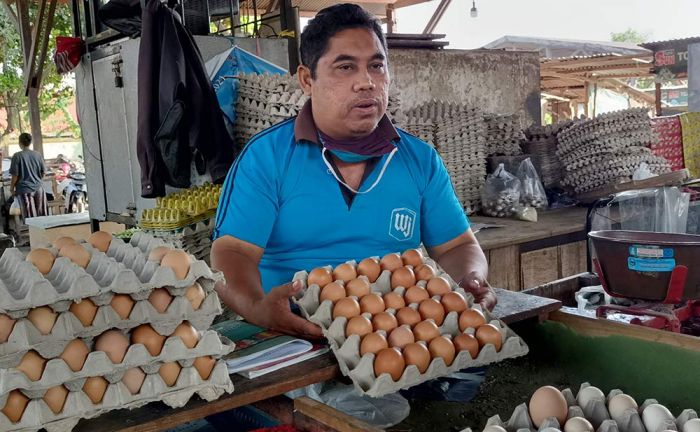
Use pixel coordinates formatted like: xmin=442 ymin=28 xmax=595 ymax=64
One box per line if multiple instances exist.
xmin=462 ymin=383 xmax=699 ymax=432
xmin=0 ymin=232 xmax=234 ymax=431
xmin=649 ymin=116 xmax=684 ymax=172
xmin=483 ymin=113 xmax=525 ymax=157
xmin=679 ymin=112 xmax=700 ymax=179
xmin=292 ymin=249 xmax=528 ymax=398
xmin=521 ymin=121 xmax=573 ymax=188
xmin=556 ymin=108 xmax=671 ymax=195
xmin=402 ymin=101 xmax=488 ymax=214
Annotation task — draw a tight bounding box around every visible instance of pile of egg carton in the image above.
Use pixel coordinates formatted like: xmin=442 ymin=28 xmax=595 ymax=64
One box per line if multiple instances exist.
xmin=0 ymin=232 xmax=234 ymax=431
xmin=463 ymin=383 xmax=699 ymax=432
xmin=679 ymin=112 xmax=700 ymax=179
xmin=556 ymin=108 xmax=671 ymax=195
xmin=402 ymin=100 xmax=488 ymax=214
xmin=292 ymin=249 xmax=528 ymax=398
xmin=140 ymin=183 xmax=221 ymax=231
xmin=521 ymin=121 xmax=573 ymax=188
xmin=145 ymin=219 xmax=216 ymax=264
xmin=649 ymin=116 xmax=684 ymax=172
xmin=483 ymin=113 xmax=525 ymax=157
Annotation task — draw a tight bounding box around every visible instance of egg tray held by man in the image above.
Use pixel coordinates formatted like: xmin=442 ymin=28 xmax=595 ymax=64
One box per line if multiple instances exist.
xmin=471 ymin=382 xmax=699 ymax=432
xmin=292 ymin=249 xmax=529 ymax=398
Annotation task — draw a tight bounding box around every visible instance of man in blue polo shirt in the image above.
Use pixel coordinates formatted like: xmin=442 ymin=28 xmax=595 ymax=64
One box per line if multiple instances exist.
xmin=212 ymin=4 xmax=495 ymax=338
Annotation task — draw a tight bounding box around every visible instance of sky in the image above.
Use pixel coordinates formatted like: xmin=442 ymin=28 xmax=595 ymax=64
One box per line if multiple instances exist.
xmin=393 ymin=0 xmax=700 ymax=49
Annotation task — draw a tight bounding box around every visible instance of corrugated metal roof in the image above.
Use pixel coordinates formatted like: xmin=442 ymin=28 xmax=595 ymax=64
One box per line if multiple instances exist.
xmin=483 ymin=35 xmax=650 ymax=59
xmin=640 ymin=37 xmax=700 ymax=49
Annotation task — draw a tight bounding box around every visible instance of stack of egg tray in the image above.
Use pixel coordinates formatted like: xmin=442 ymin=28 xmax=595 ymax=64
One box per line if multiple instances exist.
xmin=291 ymin=255 xmax=528 ymax=398
xmin=521 ymin=121 xmax=573 ymax=188
xmin=402 ymin=101 xmax=487 ymax=214
xmin=139 ymin=184 xmax=221 ymax=232
xmin=483 ymin=113 xmax=525 ymax=157
xmin=679 ymin=112 xmax=700 ymax=179
xmin=0 ymin=232 xmax=234 ymax=431
xmin=650 ymin=116 xmax=684 ymax=172
xmin=144 ymin=219 xmax=216 ymax=264
xmin=556 ymin=108 xmax=671 ymax=195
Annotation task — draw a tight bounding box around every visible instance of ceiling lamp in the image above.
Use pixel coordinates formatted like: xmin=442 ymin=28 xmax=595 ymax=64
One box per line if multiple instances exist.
xmin=470 ymin=0 xmax=478 ymax=18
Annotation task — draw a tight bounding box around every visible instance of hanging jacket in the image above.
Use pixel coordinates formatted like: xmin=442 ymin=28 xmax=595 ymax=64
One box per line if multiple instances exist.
xmin=136 ymin=0 xmax=234 ymax=198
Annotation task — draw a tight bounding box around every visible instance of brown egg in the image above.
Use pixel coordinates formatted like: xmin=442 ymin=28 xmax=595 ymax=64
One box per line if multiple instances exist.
xmin=475 ymin=324 xmax=503 ymax=352
xmin=172 ymin=322 xmax=199 ymax=349
xmin=357 ymin=258 xmax=381 ymax=282
xmin=345 ymin=278 xmax=371 ymax=298
xmin=122 ymin=368 xmax=146 ymax=395
xmin=529 ymin=386 xmax=568 ymax=427
xmin=387 ymin=325 xmax=415 ymax=348
xmin=16 ymin=350 xmax=46 ymax=381
xmin=332 ymin=298 xmax=361 ymax=320
xmin=131 ymin=324 xmax=166 ymax=356
xmin=418 ymin=298 xmax=446 ymax=325
xmin=110 ymin=294 xmax=135 ymax=320
xmin=53 ymin=236 xmax=77 ymax=250
xmin=193 ymin=356 xmax=216 ymax=380
xmin=345 ymin=316 xmax=373 ymax=338
xmin=441 ymin=291 xmax=468 ymax=314
xmin=88 ymin=231 xmax=112 ymax=253
xmin=454 ymin=333 xmax=480 ymax=359
xmin=391 ymin=267 xmax=416 ymax=289
xmin=185 ymin=283 xmax=206 ymax=310
xmin=307 ymin=267 xmax=333 ymax=288
xmin=414 ymin=264 xmax=437 ymax=281
xmin=83 ymin=376 xmax=109 ymax=404
xmin=148 ymin=288 xmax=173 ymax=313
xmin=0 ymin=314 xmax=16 ymax=343
xmin=333 ymin=263 xmax=357 ymax=283
xmin=26 ymin=248 xmax=55 ymax=275
xmin=148 ymin=246 xmax=171 ymax=262
xmin=59 ymin=244 xmax=91 ymax=268
xmin=319 ymin=282 xmax=346 ymax=303
xmin=429 ymin=336 xmax=456 ymax=366
xmin=413 ymin=320 xmax=440 ymax=342
xmin=159 ymin=362 xmax=182 ymax=387
xmin=459 ymin=308 xmax=487 ymax=332
xmin=95 ymin=329 xmax=130 ymax=364
xmin=70 ymin=298 xmax=98 ymax=327
xmin=380 ymin=253 xmax=403 ymax=272
xmin=27 ymin=306 xmax=57 ymax=335
xmin=2 ymin=390 xmax=29 ymax=423
xmin=383 ymin=291 xmax=406 ymax=310
xmin=401 ymin=248 xmax=424 ymax=267
xmin=161 ymin=250 xmax=191 ymax=279
xmin=404 ymin=285 xmax=430 ymax=304
xmin=372 ymin=312 xmax=398 ymax=332
xmin=360 ymin=332 xmax=389 ymax=355
xmin=396 ymin=307 xmax=422 ymax=327
xmin=360 ymin=293 xmax=385 ymax=314
xmin=43 ymin=385 xmax=69 ymax=414
xmin=373 ymin=348 xmax=405 ymax=381
xmin=59 ymin=339 xmax=90 ymax=372
xmin=426 ymin=277 xmax=451 ymax=296
xmin=402 ymin=342 xmax=431 ymax=373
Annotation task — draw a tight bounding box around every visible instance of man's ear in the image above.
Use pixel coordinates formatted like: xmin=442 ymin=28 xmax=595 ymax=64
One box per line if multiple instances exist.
xmin=297 ymin=65 xmax=313 ymax=96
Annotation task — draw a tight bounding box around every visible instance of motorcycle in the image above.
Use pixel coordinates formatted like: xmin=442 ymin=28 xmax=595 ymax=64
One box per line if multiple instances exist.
xmin=57 ymin=171 xmax=88 ymax=213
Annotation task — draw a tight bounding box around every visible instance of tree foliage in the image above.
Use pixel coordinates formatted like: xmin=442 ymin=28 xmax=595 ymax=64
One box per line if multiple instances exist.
xmin=610 ymin=28 xmax=650 ymax=44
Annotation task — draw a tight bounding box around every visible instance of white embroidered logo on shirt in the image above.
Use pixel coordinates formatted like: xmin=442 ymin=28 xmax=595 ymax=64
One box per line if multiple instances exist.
xmin=389 ymin=208 xmax=416 ymax=241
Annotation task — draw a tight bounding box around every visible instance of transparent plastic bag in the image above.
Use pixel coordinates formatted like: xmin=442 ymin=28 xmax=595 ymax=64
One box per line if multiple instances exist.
xmin=516 ymin=158 xmax=548 ymax=208
xmin=632 ymin=162 xmax=657 ymax=181
xmin=481 ymin=163 xmax=521 ymax=217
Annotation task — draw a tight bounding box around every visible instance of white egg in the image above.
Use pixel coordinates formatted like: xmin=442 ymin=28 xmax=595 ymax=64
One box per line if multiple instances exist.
xmin=577 ymin=386 xmax=605 ymax=408
xmin=683 ymin=419 xmax=700 ymax=432
xmin=564 ymin=417 xmax=594 ymax=432
xmin=608 ymin=394 xmax=639 ymax=424
xmin=642 ymin=404 xmax=675 ymax=432
xmin=483 ymin=426 xmax=507 ymax=432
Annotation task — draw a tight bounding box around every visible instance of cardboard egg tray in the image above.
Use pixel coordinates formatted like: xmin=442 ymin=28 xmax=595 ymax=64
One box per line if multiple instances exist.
xmin=292 ymin=257 xmax=528 ymax=398
xmin=0 ymin=360 xmax=233 ymax=432
xmin=463 ymin=382 xmax=698 ymax=432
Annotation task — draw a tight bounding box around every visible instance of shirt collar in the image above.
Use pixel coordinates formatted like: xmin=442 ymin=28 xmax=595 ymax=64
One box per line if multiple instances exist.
xmin=293 ymin=100 xmax=400 ymax=144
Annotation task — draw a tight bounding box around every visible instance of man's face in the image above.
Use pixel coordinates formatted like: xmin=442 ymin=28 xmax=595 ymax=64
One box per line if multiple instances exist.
xmin=299 ymin=27 xmax=390 ymax=140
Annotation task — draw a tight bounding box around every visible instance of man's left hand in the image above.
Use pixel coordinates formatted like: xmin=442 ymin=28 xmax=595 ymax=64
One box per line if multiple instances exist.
xmin=459 ymin=272 xmax=497 ymax=312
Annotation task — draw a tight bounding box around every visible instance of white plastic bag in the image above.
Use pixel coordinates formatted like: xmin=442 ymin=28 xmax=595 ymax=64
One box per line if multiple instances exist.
xmin=632 ymin=162 xmax=657 ymax=181
xmin=516 ymin=158 xmax=548 ymax=208
xmin=9 ymin=199 xmax=20 ymax=216
xmin=481 ymin=163 xmax=521 ymax=217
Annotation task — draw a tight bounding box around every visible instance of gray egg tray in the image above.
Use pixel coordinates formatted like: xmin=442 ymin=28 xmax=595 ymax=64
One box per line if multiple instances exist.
xmin=0 ymin=360 xmax=233 ymax=432
xmin=0 ymin=329 xmax=234 ymax=394
xmin=0 ymin=290 xmax=222 ymax=364
xmin=292 ymin=257 xmax=528 ymax=398
xmin=461 ymin=383 xmax=698 ymax=432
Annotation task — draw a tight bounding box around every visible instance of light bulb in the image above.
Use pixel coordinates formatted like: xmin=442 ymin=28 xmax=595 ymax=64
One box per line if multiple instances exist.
xmin=470 ymin=0 xmax=478 ymax=17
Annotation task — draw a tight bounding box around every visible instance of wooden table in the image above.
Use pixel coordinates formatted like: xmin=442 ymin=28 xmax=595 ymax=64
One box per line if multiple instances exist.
xmin=472 ymin=207 xmax=589 ymax=291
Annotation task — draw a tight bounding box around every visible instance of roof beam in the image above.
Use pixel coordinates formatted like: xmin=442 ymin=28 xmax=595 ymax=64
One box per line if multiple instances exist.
xmin=422 ymin=0 xmax=451 ymax=34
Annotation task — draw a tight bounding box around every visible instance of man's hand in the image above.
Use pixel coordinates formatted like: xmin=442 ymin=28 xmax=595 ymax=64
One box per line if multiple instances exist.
xmin=459 ymin=272 xmax=497 ymax=312
xmin=244 ymin=280 xmax=323 ymax=339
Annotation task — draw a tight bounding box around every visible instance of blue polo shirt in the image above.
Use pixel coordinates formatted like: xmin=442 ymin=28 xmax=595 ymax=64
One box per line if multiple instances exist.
xmin=214 ymin=112 xmax=470 ymax=292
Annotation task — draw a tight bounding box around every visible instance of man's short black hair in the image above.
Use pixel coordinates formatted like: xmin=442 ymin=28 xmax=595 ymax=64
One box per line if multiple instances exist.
xmin=18 ymin=133 xmax=32 ymax=147
xmin=300 ymin=4 xmax=387 ymax=78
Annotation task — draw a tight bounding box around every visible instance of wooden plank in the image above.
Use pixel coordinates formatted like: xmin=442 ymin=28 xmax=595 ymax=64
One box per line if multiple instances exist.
xmin=520 ymin=246 xmax=559 ymax=290
xmin=75 ymin=354 xmax=339 ymax=432
xmin=558 ymin=241 xmax=587 ymax=279
xmin=385 ymin=33 xmax=446 ymax=40
xmin=575 ymin=170 xmax=690 ymax=203
xmin=487 ymin=245 xmax=520 ymax=291
xmin=293 ymin=397 xmax=383 ymax=432
xmin=491 ymin=288 xmax=561 ymax=325
xmin=522 ymin=273 xmax=596 ymax=305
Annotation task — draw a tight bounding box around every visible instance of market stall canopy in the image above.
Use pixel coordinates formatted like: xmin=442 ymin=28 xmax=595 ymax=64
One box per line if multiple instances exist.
xmin=483 ymin=35 xmax=650 ymax=59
